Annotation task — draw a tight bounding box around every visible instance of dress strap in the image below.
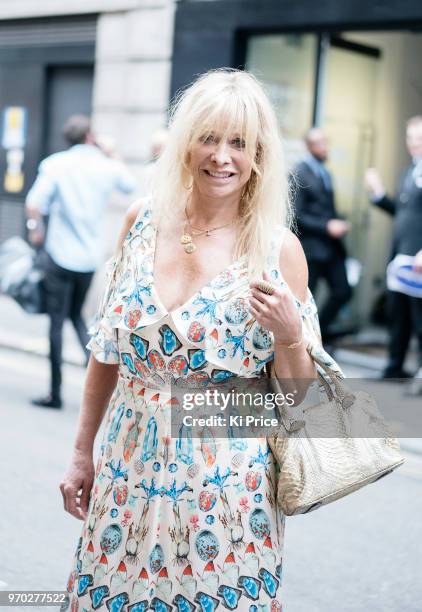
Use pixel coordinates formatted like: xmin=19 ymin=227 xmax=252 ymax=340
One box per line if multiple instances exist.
xmin=133 ymin=196 xmax=153 ymax=227
xmin=123 ymin=198 xmax=154 ymax=247
xmin=269 ymin=225 xmax=288 ymax=260
xmin=278 ymin=225 xmax=289 ymax=256
xmin=265 ymin=225 xmax=289 ymax=285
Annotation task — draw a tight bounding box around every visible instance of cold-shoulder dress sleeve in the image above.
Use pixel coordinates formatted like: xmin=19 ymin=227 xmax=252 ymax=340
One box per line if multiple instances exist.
xmin=86 ymin=251 xmax=124 ymax=364
xmin=297 ymin=288 xmax=345 ymax=378
xmin=86 ymin=202 xmax=154 ymax=364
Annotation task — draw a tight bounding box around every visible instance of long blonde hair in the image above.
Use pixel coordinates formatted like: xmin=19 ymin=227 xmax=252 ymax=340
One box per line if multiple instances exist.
xmin=151 ymin=68 xmax=292 ymax=277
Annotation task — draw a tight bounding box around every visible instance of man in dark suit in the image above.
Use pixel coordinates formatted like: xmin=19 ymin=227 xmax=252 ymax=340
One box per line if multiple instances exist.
xmin=293 ymin=128 xmax=352 ymax=343
xmin=365 ymin=115 xmax=422 ymax=382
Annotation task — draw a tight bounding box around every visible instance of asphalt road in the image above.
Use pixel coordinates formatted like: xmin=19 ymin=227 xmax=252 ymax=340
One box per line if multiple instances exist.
xmin=0 ymin=347 xmax=421 ymax=611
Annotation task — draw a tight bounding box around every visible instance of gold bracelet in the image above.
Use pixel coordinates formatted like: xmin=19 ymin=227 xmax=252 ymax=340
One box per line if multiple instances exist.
xmin=274 ymin=331 xmax=303 ymax=350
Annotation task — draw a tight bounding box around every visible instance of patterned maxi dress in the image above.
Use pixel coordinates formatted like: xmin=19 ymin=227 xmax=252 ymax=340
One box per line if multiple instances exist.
xmin=64 ymin=205 xmax=342 ymax=612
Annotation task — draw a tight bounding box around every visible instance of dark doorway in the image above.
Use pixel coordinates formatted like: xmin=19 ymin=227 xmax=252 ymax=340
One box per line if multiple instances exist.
xmin=44 ymin=65 xmax=94 ymax=156
xmin=0 ymin=16 xmax=95 ymax=243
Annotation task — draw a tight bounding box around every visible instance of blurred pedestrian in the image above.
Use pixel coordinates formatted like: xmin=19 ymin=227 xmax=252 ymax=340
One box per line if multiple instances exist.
xmin=293 ymin=128 xmax=352 ymax=344
xmin=365 ymin=115 xmax=422 ymax=384
xmin=25 ymin=114 xmax=137 ymax=408
xmin=138 ymin=128 xmax=169 ymax=197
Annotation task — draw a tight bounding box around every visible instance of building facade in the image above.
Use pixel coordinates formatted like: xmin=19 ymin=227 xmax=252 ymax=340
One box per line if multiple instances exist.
xmin=172 ymin=0 xmax=422 ymax=329
xmin=0 ymin=0 xmax=175 ymax=247
xmin=1 ymin=0 xmax=421 ymax=327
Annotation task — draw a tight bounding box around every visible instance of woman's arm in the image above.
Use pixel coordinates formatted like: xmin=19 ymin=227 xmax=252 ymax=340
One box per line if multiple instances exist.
xmin=73 ymin=359 xmax=119 ymax=455
xmin=60 ymin=199 xmax=146 ymax=520
xmin=249 ymin=229 xmax=316 ymax=399
xmin=272 ymin=230 xmax=316 ymax=381
xmin=60 ymin=359 xmax=118 ymax=520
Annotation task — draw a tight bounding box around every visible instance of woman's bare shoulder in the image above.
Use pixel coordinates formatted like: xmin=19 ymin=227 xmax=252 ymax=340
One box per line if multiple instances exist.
xmin=126 ymin=197 xmax=149 ymax=226
xmin=278 ymin=228 xmax=308 ymax=302
xmin=115 ymin=197 xmax=149 ymax=253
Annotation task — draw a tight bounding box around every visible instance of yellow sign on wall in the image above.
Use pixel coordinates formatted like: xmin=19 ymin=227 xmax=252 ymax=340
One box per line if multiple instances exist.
xmin=2 ymin=106 xmax=27 ymax=149
xmin=1 ymin=108 xmax=27 ymax=193
xmin=4 ymin=171 xmax=24 ymax=193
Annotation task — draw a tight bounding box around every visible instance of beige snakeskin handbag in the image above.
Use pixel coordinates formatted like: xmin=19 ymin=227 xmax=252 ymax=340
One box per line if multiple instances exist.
xmin=268 ymin=341 xmax=404 ymax=516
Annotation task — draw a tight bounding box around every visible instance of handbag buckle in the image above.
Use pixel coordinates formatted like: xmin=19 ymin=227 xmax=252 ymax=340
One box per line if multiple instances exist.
xmin=341 ymin=394 xmax=355 ymax=409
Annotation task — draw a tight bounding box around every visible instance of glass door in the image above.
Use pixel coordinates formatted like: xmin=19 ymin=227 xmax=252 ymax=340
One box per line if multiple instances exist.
xmin=246 ymin=34 xmax=318 ymax=168
xmin=246 ymin=33 xmax=380 ymax=330
xmin=322 ymin=41 xmax=378 ymax=328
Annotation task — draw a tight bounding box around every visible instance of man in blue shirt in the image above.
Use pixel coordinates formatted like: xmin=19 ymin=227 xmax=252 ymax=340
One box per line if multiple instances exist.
xmin=26 ymin=114 xmax=137 ymax=408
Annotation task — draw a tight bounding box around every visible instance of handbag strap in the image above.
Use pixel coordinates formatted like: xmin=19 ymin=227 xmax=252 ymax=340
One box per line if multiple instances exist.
xmin=316 ymin=371 xmax=335 ymax=402
xmin=306 ymin=340 xmax=355 ymax=408
xmin=267 ymin=337 xmax=354 ymax=430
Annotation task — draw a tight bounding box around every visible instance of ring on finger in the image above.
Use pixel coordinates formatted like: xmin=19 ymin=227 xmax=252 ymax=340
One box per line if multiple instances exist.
xmin=256 ymin=280 xmax=276 ymax=295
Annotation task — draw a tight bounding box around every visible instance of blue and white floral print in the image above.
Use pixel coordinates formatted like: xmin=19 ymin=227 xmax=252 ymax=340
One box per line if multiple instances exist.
xmin=64 ymin=205 xmax=341 ymax=612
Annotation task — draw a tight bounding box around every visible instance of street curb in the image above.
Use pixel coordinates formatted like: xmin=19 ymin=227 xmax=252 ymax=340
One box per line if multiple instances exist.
xmin=334 ymin=348 xmax=385 ymax=371
xmin=0 ymin=338 xmax=85 ymax=367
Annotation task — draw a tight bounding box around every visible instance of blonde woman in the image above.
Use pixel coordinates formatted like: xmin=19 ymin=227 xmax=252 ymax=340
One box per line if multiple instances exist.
xmin=60 ymin=69 xmax=336 ymax=610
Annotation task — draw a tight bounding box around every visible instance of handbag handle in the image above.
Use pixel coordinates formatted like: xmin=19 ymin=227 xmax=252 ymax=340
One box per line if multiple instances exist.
xmin=306 ymin=340 xmax=355 ymax=409
xmin=316 ymin=371 xmax=335 ymax=402
xmin=267 ymin=337 xmax=355 ymax=434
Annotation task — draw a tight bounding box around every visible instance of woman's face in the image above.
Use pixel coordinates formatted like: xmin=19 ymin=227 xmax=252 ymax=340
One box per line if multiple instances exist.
xmin=188 ymin=130 xmax=254 ymax=201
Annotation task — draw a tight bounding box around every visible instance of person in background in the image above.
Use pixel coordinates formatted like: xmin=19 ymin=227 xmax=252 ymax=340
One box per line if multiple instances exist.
xmin=25 ymin=114 xmax=137 ymax=408
xmin=365 ymin=115 xmax=422 ymax=386
xmin=138 ymin=128 xmax=169 ymax=197
xmin=293 ymin=127 xmax=352 ymax=345
xmin=150 ymin=128 xmax=169 ymax=161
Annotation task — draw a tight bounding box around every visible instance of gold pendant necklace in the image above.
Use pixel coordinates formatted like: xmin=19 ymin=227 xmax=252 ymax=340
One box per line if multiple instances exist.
xmin=180 ymin=206 xmax=237 ymax=254
xmin=180 ymin=229 xmax=196 ymax=253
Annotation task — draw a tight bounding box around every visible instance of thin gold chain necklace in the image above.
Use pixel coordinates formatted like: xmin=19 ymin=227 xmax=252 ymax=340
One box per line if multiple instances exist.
xmin=180 ymin=206 xmax=237 ymax=254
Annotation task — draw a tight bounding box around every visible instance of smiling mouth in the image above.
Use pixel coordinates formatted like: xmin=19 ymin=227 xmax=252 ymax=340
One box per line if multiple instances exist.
xmin=204 ymin=170 xmax=235 ymax=179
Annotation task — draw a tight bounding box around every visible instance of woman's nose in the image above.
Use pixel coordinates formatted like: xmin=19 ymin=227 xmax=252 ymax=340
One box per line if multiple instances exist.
xmin=210 ymin=142 xmax=231 ymax=165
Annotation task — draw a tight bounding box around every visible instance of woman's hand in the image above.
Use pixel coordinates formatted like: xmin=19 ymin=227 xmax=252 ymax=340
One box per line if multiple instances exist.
xmin=60 ymin=449 xmax=95 ymax=521
xmin=249 ymin=271 xmax=302 ymax=345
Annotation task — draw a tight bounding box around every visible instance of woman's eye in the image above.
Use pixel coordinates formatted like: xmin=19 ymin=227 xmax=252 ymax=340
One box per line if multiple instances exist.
xmin=231 ymin=138 xmax=246 ymax=149
xmin=200 ymin=134 xmax=216 ymax=144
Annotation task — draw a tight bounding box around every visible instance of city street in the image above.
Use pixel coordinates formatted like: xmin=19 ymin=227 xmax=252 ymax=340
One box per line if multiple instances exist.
xmin=1 ymin=1 xmax=422 ymax=610
xmin=1 ymin=345 xmax=421 ymax=611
